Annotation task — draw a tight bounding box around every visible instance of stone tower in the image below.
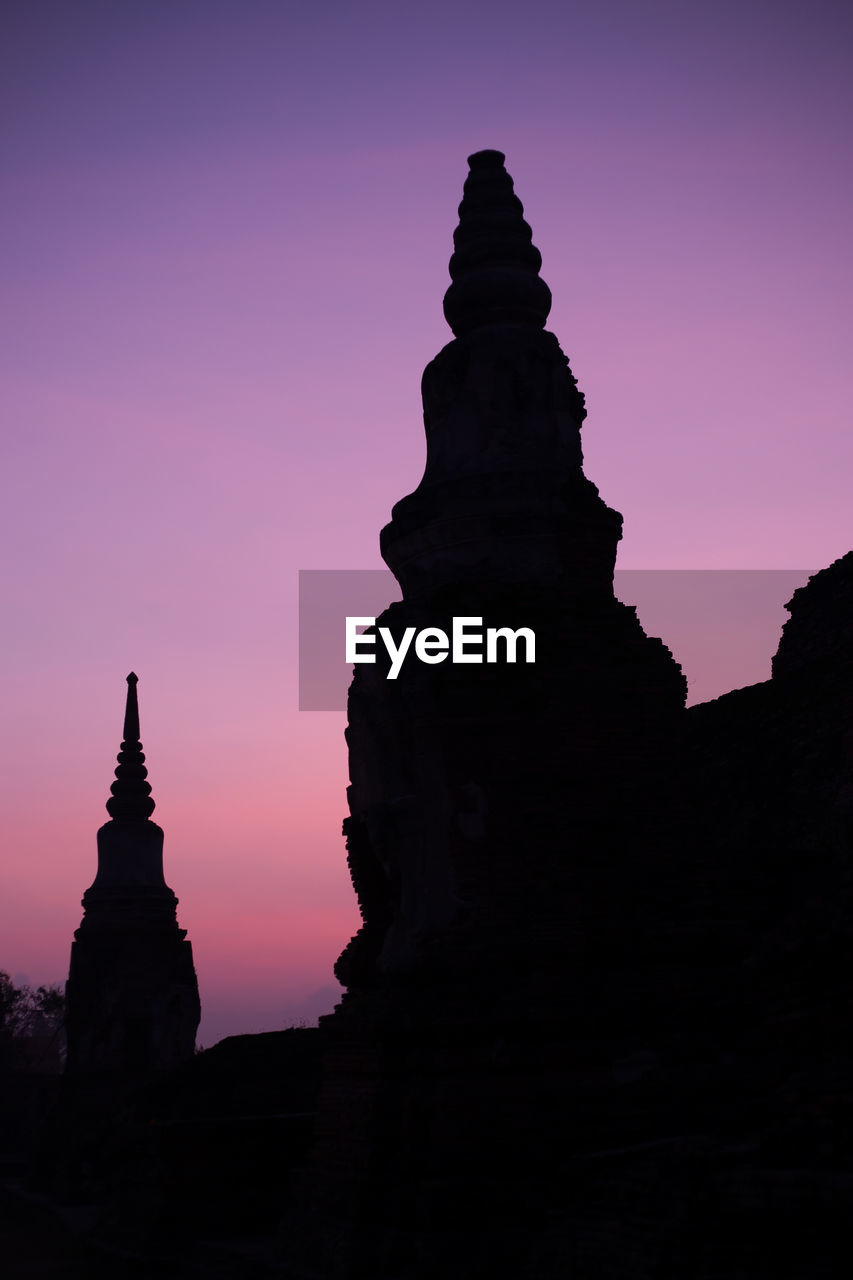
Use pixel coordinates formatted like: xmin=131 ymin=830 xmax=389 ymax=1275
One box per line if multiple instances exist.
xmin=287 ymin=151 xmax=689 ymax=1278
xmin=340 ymin=151 xmax=686 ymax=995
xmin=65 ymin=673 xmax=200 ymax=1075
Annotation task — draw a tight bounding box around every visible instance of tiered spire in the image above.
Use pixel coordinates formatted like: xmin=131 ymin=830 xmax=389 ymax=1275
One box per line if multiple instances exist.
xmin=105 ymin=672 xmax=156 ymax=819
xmin=442 ymin=149 xmax=552 ymax=335
xmin=67 ymin=671 xmax=201 ymax=1074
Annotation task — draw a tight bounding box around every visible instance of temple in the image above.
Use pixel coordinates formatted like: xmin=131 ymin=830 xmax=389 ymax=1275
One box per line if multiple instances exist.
xmin=17 ymin=151 xmax=853 ymax=1277
xmin=65 ymin=673 xmax=200 ymax=1075
xmin=284 ymin=150 xmax=691 ymax=1277
xmin=280 ymin=150 xmax=853 ymax=1280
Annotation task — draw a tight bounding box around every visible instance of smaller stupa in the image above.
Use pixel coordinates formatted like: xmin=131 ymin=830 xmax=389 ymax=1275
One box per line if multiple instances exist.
xmin=65 ymin=674 xmax=200 ymax=1074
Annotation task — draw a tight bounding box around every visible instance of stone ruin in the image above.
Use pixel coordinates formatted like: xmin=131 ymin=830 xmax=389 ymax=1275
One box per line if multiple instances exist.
xmin=279 ymin=151 xmax=853 ymax=1279
xmin=11 ymin=151 xmax=853 ymax=1279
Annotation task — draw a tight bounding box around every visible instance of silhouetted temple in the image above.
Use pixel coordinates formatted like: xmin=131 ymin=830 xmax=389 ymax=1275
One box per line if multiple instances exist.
xmin=14 ymin=152 xmax=853 ymax=1278
xmin=280 ymin=152 xmax=853 ymax=1279
xmin=284 ymin=146 xmax=692 ymax=1277
xmin=65 ymin=673 xmax=200 ymax=1075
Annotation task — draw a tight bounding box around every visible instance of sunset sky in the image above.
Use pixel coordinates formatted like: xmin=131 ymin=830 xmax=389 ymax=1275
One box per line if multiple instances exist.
xmin=2 ymin=1 xmax=851 ymax=1045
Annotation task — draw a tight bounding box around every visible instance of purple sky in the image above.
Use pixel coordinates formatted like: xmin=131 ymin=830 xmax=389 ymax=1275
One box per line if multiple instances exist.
xmin=2 ymin=1 xmax=851 ymax=1045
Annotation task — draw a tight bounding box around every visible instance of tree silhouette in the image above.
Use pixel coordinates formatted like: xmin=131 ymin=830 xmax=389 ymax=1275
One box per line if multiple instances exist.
xmin=0 ymin=970 xmax=65 ymax=1069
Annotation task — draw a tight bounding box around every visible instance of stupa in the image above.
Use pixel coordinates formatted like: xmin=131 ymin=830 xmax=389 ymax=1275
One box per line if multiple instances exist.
xmin=65 ymin=673 xmax=200 ymax=1075
xmin=286 ymin=150 xmax=690 ymax=1278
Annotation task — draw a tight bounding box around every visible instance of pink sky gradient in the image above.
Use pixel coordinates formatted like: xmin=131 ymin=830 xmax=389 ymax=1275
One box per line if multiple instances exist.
xmin=2 ymin=2 xmax=851 ymax=1045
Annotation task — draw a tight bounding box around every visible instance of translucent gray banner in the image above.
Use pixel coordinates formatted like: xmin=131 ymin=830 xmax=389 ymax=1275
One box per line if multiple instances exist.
xmin=297 ymin=569 xmax=813 ymax=710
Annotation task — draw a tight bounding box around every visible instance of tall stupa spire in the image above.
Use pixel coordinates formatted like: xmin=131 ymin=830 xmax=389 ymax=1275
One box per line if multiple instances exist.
xmin=294 ymin=149 xmax=688 ymax=1277
xmin=443 ymin=149 xmax=552 ymax=335
xmin=379 ymin=148 xmax=612 ymax=598
xmin=66 ymin=672 xmax=201 ymax=1074
xmin=105 ymin=672 xmax=155 ymax=819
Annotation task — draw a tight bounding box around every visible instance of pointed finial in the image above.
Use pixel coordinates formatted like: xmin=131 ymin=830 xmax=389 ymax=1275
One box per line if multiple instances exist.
xmin=105 ymin=672 xmax=155 ymax=819
xmin=124 ymin=672 xmax=140 ymax=741
xmin=442 ymin=150 xmax=552 ymax=336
